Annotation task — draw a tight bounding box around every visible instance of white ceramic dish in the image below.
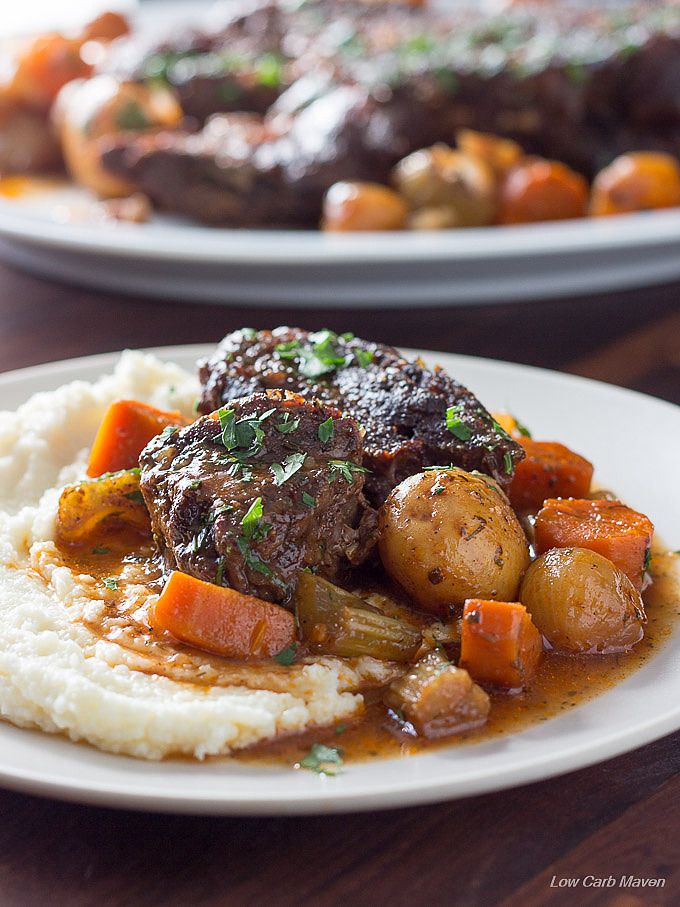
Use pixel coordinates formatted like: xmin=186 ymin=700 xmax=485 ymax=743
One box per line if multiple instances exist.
xmin=0 ymin=344 xmax=678 ymax=815
xmin=3 ymin=0 xmax=680 ymax=305
xmin=2 ymin=189 xmax=680 ymax=305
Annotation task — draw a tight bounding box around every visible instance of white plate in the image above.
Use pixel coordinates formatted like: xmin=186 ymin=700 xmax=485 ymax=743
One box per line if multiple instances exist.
xmin=0 ymin=344 xmax=679 ymax=815
xmin=3 ymin=0 xmax=680 ymax=305
xmin=2 ymin=186 xmax=680 ymax=305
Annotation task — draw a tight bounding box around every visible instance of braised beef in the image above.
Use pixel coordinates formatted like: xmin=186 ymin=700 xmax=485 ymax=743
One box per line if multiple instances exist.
xmin=197 ymin=328 xmax=524 ymax=505
xmin=138 ymin=389 xmax=377 ymax=604
xmin=98 ymin=1 xmax=680 ymax=226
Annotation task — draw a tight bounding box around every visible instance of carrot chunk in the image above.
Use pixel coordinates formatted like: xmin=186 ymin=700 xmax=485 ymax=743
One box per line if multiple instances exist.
xmin=534 ymin=498 xmax=654 ymax=589
xmin=459 ymin=599 xmax=543 ymax=690
xmin=508 ymin=438 xmax=593 ymax=511
xmin=153 ymin=571 xmax=296 ymax=660
xmin=87 ymin=399 xmax=188 ymax=477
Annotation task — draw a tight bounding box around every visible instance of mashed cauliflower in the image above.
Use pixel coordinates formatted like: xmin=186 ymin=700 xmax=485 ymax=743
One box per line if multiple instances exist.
xmin=0 ymin=351 xmax=392 ymax=760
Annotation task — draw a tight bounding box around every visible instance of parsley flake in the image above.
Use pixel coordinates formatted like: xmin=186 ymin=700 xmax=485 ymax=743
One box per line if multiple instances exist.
xmin=446 ymin=406 xmax=472 ymax=441
xmin=328 ymin=460 xmax=370 ymax=483
xmin=299 ymin=743 xmax=343 ymax=775
xmin=103 ymin=577 xmax=119 ymax=591
xmin=503 ymin=451 xmax=514 ymax=475
xmin=275 ymin=330 xmax=371 ymax=379
xmin=158 ymin=425 xmax=180 ymax=444
xmin=241 ymin=497 xmax=271 ymax=539
xmin=302 ymin=491 xmax=315 ymax=508
xmin=217 ymin=406 xmax=274 ymax=458
xmin=271 ymin=452 xmax=306 ymax=486
xmin=318 ymin=417 xmax=334 ymax=443
xmin=273 ymin=642 xmax=297 ymax=666
xmin=214 ymin=556 xmax=226 ymax=587
xmin=275 ymin=414 xmax=300 ymax=434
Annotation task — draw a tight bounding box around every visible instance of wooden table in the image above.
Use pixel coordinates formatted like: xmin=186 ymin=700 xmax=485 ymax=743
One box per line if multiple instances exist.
xmin=0 ymin=260 xmax=679 ymax=906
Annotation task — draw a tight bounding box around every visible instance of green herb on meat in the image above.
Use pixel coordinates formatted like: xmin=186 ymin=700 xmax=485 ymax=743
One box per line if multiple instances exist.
xmin=446 ymin=405 xmax=472 ymax=441
xmin=318 ymin=417 xmax=334 ymax=443
xmin=328 ymin=460 xmax=370 ymax=483
xmin=271 ymin=452 xmax=307 ymax=486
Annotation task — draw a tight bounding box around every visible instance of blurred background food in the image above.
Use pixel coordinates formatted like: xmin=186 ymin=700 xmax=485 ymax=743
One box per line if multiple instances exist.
xmin=4 ymin=0 xmax=680 ymax=230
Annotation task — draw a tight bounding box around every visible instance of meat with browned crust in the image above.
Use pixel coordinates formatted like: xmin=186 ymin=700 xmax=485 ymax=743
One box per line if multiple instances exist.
xmin=138 ymin=389 xmax=376 ymax=604
xmin=197 ymin=328 xmax=523 ymax=505
xmin=99 ymin=1 xmax=680 ymax=226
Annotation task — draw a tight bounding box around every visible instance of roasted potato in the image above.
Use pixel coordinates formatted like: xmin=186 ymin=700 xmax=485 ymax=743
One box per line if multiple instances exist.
xmin=54 ymin=74 xmax=182 ymax=197
xmin=392 ymin=143 xmax=496 ymax=228
xmin=378 ymin=468 xmax=530 ymax=616
xmin=321 ymin=181 xmax=409 ymax=231
xmin=520 ymin=546 xmax=646 ymax=654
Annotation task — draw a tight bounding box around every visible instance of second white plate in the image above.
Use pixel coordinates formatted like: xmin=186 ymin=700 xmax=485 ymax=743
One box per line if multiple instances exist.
xmin=2 ymin=186 xmax=680 ymax=305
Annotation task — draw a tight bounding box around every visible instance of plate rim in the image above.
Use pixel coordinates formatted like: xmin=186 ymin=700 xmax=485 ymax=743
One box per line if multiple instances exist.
xmin=2 ymin=190 xmax=680 ymax=266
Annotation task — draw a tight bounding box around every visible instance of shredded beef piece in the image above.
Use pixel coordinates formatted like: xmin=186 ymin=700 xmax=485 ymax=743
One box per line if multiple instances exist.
xmin=197 ymin=328 xmax=524 ymax=505
xmin=138 ymin=389 xmax=377 ymax=604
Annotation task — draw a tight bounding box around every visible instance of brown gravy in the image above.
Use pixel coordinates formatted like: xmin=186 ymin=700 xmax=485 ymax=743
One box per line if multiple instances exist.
xmin=55 ymin=532 xmax=680 ymax=769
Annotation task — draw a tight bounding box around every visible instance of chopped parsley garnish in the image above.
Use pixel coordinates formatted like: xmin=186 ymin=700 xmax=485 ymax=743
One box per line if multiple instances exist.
xmin=214 ymin=556 xmax=226 ymax=587
xmin=241 ymin=497 xmax=271 ymax=540
xmin=503 ymin=451 xmax=514 ymax=475
xmin=275 ymin=414 xmax=300 ymax=434
xmin=302 ymin=491 xmax=315 ymax=508
xmin=236 ymin=535 xmax=273 ymax=577
xmin=299 ymin=742 xmax=343 ymax=775
xmin=354 ymin=349 xmax=373 ymax=367
xmin=240 ymin=328 xmax=257 ymax=340
xmin=255 ymin=52 xmax=283 ymax=88
xmin=271 ymin=452 xmax=306 ymax=486
xmin=490 ymin=417 xmax=513 ymax=442
xmin=328 ymin=460 xmax=370 ymax=483
xmin=275 ymin=330 xmax=373 ymax=379
xmin=510 ymin=414 xmax=532 ymax=437
xmin=92 ymin=545 xmax=110 ymax=555
xmin=217 ymin=406 xmax=275 ymax=457
xmin=115 ymin=100 xmax=151 ymax=130
xmin=446 ymin=405 xmax=472 ymax=441
xmin=159 ymin=425 xmax=180 ymax=444
xmin=318 ymin=417 xmax=334 ymax=443
xmin=237 ymin=498 xmax=277 ymax=579
xmin=95 ymin=467 xmax=141 ymax=482
xmin=123 ymin=489 xmax=145 ymax=504
xmin=193 ymin=504 xmax=234 ymax=552
xmin=103 ymin=577 xmax=119 ymax=591
xmin=273 ymin=642 xmax=297 ymax=666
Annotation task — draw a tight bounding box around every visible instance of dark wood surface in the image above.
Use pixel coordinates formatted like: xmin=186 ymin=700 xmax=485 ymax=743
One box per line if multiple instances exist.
xmin=0 ymin=259 xmax=679 ymax=906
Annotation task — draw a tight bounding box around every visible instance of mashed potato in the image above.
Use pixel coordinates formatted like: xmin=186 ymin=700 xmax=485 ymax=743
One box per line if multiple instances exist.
xmin=0 ymin=351 xmax=393 ymax=760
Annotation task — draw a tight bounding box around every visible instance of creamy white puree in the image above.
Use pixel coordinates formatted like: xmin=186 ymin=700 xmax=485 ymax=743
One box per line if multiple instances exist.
xmin=0 ymin=351 xmax=390 ymax=759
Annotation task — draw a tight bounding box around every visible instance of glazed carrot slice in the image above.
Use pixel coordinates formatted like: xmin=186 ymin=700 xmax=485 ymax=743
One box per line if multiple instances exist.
xmin=153 ymin=571 xmax=296 ymax=660
xmin=87 ymin=399 xmax=188 ymax=477
xmin=459 ymin=599 xmax=543 ymax=690
xmin=508 ymin=438 xmax=593 ymax=511
xmin=534 ymin=498 xmax=654 ymax=589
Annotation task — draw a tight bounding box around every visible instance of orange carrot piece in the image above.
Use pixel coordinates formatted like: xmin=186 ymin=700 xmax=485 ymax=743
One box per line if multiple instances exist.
xmin=534 ymin=498 xmax=654 ymax=589
xmin=153 ymin=571 xmax=296 ymax=660
xmin=10 ymin=34 xmax=91 ymax=109
xmin=508 ymin=438 xmax=593 ymax=511
xmin=460 ymin=599 xmax=543 ymax=690
xmin=87 ymin=399 xmax=188 ymax=477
